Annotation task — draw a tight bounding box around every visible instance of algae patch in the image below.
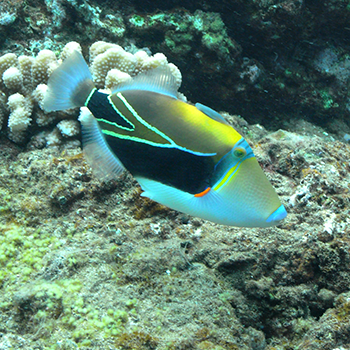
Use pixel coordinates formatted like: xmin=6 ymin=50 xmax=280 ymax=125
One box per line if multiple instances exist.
xmin=0 ymin=224 xmax=61 ymax=291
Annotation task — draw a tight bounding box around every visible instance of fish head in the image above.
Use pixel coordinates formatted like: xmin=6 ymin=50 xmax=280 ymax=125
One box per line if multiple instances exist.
xmin=212 ymin=138 xmax=287 ymax=227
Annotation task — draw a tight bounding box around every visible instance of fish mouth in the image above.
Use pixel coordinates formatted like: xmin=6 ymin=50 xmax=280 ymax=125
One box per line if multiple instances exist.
xmin=265 ymin=204 xmax=287 ymax=224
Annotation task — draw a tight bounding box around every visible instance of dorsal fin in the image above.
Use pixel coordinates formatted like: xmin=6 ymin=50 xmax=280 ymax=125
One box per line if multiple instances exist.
xmin=112 ymin=65 xmax=178 ymax=98
xmin=195 ymin=103 xmax=229 ymax=125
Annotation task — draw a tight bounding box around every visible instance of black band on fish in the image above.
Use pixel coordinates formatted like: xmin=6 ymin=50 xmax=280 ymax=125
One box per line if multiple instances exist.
xmin=87 ymin=90 xmax=134 ymax=131
xmin=104 ymin=134 xmax=214 ymax=194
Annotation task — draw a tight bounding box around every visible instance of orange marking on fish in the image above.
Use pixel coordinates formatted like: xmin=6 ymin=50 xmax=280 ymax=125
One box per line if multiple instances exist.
xmin=194 ymin=187 xmax=211 ymax=197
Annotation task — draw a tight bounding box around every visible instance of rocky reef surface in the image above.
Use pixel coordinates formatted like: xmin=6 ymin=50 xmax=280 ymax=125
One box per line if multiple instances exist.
xmin=0 ymin=0 xmax=350 ymax=349
xmin=1 ymin=117 xmax=350 ymax=349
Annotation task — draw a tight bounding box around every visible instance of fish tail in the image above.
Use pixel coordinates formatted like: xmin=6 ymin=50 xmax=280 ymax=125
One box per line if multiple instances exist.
xmin=43 ymin=51 xmax=95 ymax=112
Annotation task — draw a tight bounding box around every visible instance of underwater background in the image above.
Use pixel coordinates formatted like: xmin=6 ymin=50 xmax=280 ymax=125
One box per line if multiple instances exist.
xmin=1 ymin=0 xmax=350 ymax=349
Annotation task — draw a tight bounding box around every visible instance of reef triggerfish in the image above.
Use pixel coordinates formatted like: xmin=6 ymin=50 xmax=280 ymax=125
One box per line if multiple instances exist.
xmin=43 ymin=51 xmax=287 ymax=227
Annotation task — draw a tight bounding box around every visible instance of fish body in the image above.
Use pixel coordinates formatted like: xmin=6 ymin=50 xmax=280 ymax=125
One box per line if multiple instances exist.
xmin=43 ymin=51 xmax=287 ymax=227
xmin=87 ymin=88 xmax=236 ymax=194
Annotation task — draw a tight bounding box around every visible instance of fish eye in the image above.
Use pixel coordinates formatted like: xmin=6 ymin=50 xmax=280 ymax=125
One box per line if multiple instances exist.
xmin=233 ymin=147 xmax=247 ymax=158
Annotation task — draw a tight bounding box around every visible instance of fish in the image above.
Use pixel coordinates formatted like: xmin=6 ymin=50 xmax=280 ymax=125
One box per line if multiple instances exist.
xmin=43 ymin=50 xmax=287 ymax=227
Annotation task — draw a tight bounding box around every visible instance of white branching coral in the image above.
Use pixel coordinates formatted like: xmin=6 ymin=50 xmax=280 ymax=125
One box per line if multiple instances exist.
xmin=32 ymin=84 xmax=48 ymax=110
xmin=0 ymin=53 xmax=17 ymax=78
xmin=0 ymin=41 xmax=183 ymax=145
xmin=89 ymin=41 xmax=182 ymax=90
xmin=7 ymin=93 xmax=33 ymax=143
xmin=89 ymin=41 xmax=119 ymax=61
xmin=32 ymin=50 xmax=58 ymax=86
xmin=105 ymin=69 xmax=132 ymax=90
xmin=60 ymin=41 xmax=82 ymax=61
xmin=3 ymin=67 xmax=23 ymax=91
xmin=90 ymin=46 xmax=137 ymax=87
xmin=57 ymin=119 xmax=80 ymax=138
xmin=18 ymin=55 xmax=35 ymax=94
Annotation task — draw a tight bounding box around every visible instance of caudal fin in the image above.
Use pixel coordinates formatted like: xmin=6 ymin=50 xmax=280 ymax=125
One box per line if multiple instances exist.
xmin=43 ymin=51 xmax=95 ymax=112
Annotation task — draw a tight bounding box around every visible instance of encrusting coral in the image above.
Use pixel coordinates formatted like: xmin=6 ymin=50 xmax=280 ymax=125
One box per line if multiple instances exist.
xmin=0 ymin=41 xmax=182 ymax=144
